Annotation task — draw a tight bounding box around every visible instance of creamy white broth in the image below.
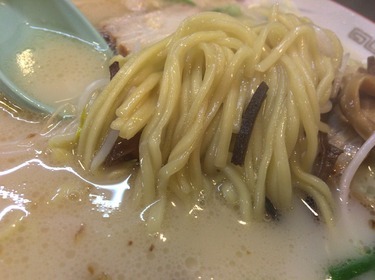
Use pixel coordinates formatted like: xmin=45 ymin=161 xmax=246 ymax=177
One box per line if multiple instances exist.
xmin=0 ymin=0 xmax=109 ymax=112
xmin=1 ymin=1 xmax=375 ymax=280
xmin=0 ymin=128 xmax=373 ymax=280
xmin=6 ymin=31 xmax=108 ymax=110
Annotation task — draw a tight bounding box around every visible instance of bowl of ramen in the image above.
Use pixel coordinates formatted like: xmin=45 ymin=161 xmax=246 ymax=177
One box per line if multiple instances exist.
xmin=0 ymin=0 xmax=374 ymax=279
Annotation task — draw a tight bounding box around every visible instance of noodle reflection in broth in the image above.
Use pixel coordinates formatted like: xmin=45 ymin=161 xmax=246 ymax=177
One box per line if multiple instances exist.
xmin=63 ymin=9 xmax=343 ymax=231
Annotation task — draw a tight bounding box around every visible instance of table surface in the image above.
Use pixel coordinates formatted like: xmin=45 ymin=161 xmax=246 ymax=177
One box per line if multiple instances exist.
xmin=333 ymin=0 xmax=375 ymax=22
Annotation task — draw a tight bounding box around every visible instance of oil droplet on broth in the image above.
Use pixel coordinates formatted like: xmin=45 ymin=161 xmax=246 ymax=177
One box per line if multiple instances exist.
xmin=8 ymin=30 xmax=109 ymax=109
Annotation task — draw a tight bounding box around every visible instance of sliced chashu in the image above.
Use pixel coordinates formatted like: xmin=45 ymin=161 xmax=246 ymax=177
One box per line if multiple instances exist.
xmin=99 ymin=4 xmax=200 ymax=55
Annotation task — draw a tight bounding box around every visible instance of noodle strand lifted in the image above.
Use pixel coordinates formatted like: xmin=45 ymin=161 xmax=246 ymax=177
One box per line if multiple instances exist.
xmin=73 ymin=9 xmax=343 ymax=231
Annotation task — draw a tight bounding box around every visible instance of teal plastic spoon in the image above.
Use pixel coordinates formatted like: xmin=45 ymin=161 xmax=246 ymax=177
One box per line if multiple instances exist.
xmin=0 ymin=0 xmax=112 ymax=115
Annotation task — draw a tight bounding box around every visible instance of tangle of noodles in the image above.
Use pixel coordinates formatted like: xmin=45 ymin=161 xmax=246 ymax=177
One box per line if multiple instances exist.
xmin=73 ymin=9 xmax=343 ymax=232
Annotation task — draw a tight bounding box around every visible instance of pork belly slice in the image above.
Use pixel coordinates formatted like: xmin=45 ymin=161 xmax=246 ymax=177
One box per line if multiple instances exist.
xmin=100 ymin=5 xmax=200 ymax=55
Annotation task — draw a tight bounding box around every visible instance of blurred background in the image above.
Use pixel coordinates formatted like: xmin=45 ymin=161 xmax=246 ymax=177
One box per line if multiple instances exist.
xmin=333 ymin=0 xmax=375 ymax=21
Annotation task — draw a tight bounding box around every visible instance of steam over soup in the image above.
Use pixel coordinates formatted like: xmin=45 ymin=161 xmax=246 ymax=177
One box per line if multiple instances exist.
xmin=0 ymin=1 xmax=374 ymax=280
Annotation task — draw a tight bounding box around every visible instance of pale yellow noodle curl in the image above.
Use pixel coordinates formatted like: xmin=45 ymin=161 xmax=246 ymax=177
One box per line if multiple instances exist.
xmin=76 ymin=9 xmax=342 ymax=231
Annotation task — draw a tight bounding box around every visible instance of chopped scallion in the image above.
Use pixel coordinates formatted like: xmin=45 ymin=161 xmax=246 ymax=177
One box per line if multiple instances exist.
xmin=328 ymin=250 xmax=375 ymax=280
xmin=167 ymin=0 xmax=196 ymax=6
xmin=212 ymin=5 xmax=242 ymax=17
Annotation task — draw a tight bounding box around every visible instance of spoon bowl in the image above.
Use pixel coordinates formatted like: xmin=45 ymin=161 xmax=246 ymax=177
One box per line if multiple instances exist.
xmin=0 ymin=0 xmax=112 ymax=115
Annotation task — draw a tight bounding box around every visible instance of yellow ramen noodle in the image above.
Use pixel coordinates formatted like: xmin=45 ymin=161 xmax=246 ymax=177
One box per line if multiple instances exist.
xmin=74 ymin=10 xmax=343 ymax=231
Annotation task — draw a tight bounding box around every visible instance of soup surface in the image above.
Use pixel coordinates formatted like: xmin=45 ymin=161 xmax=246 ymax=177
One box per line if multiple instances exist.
xmin=0 ymin=1 xmax=109 ymax=111
xmin=6 ymin=30 xmax=108 ymax=109
xmin=0 ymin=1 xmax=374 ymax=280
